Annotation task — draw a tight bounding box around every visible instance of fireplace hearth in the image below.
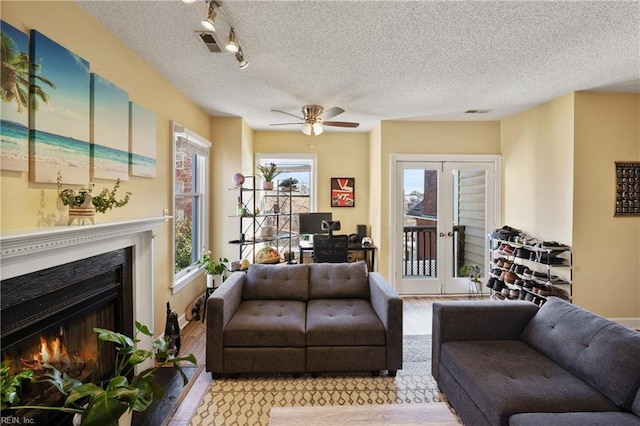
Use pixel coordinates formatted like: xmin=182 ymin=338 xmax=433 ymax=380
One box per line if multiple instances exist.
xmin=1 ymin=248 xmax=133 ymax=424
xmin=0 ymin=217 xmax=168 ymax=424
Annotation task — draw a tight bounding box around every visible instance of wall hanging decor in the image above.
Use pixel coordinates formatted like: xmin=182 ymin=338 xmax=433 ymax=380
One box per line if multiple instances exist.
xmin=331 ymin=177 xmax=355 ymax=207
xmin=129 ymin=102 xmax=157 ymax=178
xmin=0 ymin=21 xmax=29 ymax=172
xmin=30 ymin=30 xmax=90 ymax=184
xmin=90 ymin=73 xmax=130 ymax=180
xmin=614 ymin=161 xmax=640 ymax=217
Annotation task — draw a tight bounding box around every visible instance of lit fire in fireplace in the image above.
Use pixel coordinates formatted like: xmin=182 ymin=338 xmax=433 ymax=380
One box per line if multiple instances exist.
xmin=20 ymin=335 xmax=85 ymax=375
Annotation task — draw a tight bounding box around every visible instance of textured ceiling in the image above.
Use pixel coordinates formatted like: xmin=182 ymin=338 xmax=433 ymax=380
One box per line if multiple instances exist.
xmin=77 ymin=0 xmax=640 ymax=132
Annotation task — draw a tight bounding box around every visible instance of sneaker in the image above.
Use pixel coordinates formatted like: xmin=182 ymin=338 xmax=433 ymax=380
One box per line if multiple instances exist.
xmin=513 ymin=279 xmax=524 ymax=290
xmin=509 ymin=289 xmax=520 ymax=299
xmin=501 ymin=287 xmax=511 ymax=297
xmin=486 ymin=278 xmax=496 ymax=289
xmin=522 ymin=268 xmax=534 ymax=279
xmin=493 ymin=279 xmax=506 ymax=292
xmin=514 ymin=265 xmax=527 ymax=276
xmin=490 ymin=268 xmax=502 ymax=278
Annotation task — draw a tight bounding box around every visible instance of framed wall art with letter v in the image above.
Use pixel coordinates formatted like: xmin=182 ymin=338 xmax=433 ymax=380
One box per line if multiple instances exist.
xmin=331 ymin=177 xmax=355 ymax=207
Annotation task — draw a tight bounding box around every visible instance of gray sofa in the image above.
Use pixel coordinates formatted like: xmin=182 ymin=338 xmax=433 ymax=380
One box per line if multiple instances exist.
xmin=206 ymin=261 xmax=402 ymax=378
xmin=432 ymin=297 xmax=640 ymax=426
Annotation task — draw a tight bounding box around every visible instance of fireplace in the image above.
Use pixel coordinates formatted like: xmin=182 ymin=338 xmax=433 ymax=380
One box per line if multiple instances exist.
xmin=1 ymin=248 xmax=133 ymax=424
xmin=0 ymin=217 xmax=167 ymax=424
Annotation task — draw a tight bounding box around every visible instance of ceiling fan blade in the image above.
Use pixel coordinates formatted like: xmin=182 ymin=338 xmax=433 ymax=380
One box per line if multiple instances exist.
xmin=321 ymin=107 xmax=345 ymax=120
xmin=271 ymin=109 xmax=304 ymax=120
xmin=323 ymin=121 xmax=360 ymax=128
xmin=270 ymin=123 xmax=302 ymax=126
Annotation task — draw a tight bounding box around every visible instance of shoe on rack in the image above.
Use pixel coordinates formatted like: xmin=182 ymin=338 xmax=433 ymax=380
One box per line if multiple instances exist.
xmin=519 ymin=290 xmax=527 ymax=300
xmin=504 ymin=272 xmax=518 ymax=284
xmin=532 ymin=271 xmax=549 ymax=280
xmin=513 ymin=279 xmax=524 ymax=290
xmin=524 ymin=292 xmax=534 ymax=302
xmin=509 ymin=289 xmax=520 ymax=299
xmin=501 ymin=287 xmax=511 ymax=297
xmin=514 ymin=265 xmax=527 ymax=276
xmin=490 ymin=268 xmax=502 ymax=278
xmin=486 ymin=278 xmax=497 ymax=289
xmin=515 ymin=248 xmax=533 ymax=259
xmin=522 ymin=268 xmax=534 ymax=279
xmin=493 ymin=279 xmax=506 ymax=292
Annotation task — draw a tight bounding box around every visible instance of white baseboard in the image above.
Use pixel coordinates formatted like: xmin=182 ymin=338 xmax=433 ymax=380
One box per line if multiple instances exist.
xmin=611 ymin=317 xmax=640 ymax=330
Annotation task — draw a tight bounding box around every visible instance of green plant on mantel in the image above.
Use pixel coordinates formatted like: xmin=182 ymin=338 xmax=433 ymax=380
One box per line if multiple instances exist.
xmin=57 ymin=171 xmax=131 ymax=214
xmin=1 ymin=322 xmax=196 ymax=426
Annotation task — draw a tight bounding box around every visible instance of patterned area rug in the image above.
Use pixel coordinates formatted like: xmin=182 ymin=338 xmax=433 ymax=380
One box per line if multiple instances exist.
xmin=190 ymin=335 xmax=459 ymax=425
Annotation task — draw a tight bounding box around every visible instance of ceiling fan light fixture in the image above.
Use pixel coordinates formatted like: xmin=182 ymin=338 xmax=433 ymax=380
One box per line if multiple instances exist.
xmin=225 ymin=28 xmax=239 ymax=53
xmin=312 ymin=122 xmax=323 ymax=135
xmin=201 ymin=2 xmax=217 ymax=31
xmin=301 ymin=122 xmax=313 ymax=136
xmin=182 ymin=0 xmax=198 ymax=3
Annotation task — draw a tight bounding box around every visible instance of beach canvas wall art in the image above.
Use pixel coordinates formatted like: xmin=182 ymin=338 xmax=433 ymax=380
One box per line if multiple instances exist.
xmin=129 ymin=102 xmax=156 ymax=178
xmin=91 ymin=74 xmax=129 ymax=180
xmin=29 ymin=30 xmax=90 ymax=184
xmin=1 ymin=21 xmax=29 ymax=172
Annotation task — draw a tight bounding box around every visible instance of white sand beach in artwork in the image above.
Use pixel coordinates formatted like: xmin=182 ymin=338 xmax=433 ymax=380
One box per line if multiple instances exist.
xmin=31 ymin=161 xmax=90 ymax=185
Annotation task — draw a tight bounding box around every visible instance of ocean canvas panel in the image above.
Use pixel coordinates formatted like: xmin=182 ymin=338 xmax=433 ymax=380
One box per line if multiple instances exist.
xmin=1 ymin=21 xmax=29 ymax=172
xmin=29 ymin=30 xmax=90 ymax=184
xmin=129 ymin=102 xmax=156 ymax=178
xmin=91 ymin=73 xmax=129 ymax=180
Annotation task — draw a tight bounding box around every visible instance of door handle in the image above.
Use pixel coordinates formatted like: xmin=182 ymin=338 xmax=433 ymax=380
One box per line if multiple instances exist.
xmin=439 ymin=232 xmax=445 ymax=237
xmin=447 ymin=232 xmax=454 ymax=237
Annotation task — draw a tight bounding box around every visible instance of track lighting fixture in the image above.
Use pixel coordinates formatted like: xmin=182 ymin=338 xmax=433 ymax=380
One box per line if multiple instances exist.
xmin=225 ymin=28 xmax=239 ymax=53
xmin=186 ymin=1 xmax=248 ymax=70
xmin=235 ymin=49 xmax=248 ymax=69
xmin=201 ymin=1 xmax=217 ymax=32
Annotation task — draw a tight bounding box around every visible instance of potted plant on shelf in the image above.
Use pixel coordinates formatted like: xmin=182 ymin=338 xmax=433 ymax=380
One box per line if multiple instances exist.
xmin=57 ymin=172 xmax=131 ymax=225
xmin=256 ymin=163 xmax=281 ymax=190
xmin=1 ymin=322 xmax=196 ymax=426
xmin=197 ymin=249 xmax=229 ymax=289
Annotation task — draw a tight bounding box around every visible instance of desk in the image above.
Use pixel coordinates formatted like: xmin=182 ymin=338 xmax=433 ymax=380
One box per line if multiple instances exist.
xmin=299 ymin=242 xmax=377 ymax=272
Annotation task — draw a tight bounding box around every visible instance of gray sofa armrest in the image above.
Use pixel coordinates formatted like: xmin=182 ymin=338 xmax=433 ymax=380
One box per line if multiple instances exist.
xmin=431 ymin=300 xmax=539 ymax=381
xmin=206 ymin=271 xmax=245 ymax=374
xmin=368 ymin=272 xmax=403 ymax=372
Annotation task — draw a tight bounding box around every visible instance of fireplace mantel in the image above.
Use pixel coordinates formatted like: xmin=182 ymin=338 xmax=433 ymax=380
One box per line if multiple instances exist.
xmin=0 ymin=216 xmax=170 ymax=372
xmin=1 ymin=216 xmax=170 ymax=263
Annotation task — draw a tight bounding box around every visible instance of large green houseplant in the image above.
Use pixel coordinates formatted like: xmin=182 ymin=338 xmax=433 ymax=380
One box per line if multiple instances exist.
xmin=1 ymin=322 xmax=196 ymax=426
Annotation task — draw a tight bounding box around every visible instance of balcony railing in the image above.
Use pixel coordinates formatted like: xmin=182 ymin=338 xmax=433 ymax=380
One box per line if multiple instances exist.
xmin=402 ymin=225 xmax=465 ymax=277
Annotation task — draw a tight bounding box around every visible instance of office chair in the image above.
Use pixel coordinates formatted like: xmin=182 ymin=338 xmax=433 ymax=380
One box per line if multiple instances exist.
xmin=313 ymin=220 xmax=348 ymax=263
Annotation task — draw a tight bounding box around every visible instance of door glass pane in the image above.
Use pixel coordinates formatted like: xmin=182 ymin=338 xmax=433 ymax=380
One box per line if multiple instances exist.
xmin=451 ymin=168 xmax=486 ymax=279
xmin=403 ymin=169 xmax=438 ymax=278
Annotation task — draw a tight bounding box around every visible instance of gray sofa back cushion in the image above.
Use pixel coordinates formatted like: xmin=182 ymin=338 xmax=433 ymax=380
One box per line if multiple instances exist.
xmin=308 ymin=261 xmax=369 ymax=299
xmin=521 ymin=297 xmax=640 ymax=410
xmin=243 ymin=263 xmax=309 ymax=301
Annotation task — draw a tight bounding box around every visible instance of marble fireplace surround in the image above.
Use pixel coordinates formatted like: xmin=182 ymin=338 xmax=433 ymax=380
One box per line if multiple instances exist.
xmin=0 ymin=216 xmax=169 ymax=372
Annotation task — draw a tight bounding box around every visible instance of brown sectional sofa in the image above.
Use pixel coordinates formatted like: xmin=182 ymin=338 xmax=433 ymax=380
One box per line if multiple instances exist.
xmin=206 ymin=261 xmax=403 ymax=378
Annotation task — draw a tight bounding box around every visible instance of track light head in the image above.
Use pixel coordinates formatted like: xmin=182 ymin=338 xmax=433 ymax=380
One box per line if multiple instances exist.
xmin=225 ymin=28 xmax=239 ymax=53
xmin=235 ymin=50 xmax=249 ymax=69
xmin=201 ymin=2 xmax=217 ymax=31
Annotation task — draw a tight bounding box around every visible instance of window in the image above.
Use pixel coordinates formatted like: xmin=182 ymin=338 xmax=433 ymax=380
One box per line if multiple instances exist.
xmin=172 ymin=122 xmax=210 ymax=293
xmin=255 ymin=153 xmax=317 ymax=235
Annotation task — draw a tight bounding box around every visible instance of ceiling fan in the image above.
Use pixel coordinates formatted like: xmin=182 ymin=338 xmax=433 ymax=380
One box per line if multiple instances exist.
xmin=270 ymin=105 xmax=360 ymax=136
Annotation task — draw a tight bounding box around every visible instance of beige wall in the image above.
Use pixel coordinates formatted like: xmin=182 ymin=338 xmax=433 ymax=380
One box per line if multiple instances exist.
xmin=501 ymin=92 xmax=640 ymax=320
xmin=378 ymin=121 xmax=502 ymax=280
xmin=500 ymin=94 xmax=575 ymax=244
xmin=253 ymin=131 xmax=370 ymax=238
xmin=1 ymin=2 xmax=211 ymax=335
xmin=209 ymin=117 xmax=251 ymax=264
xmin=573 ymin=92 xmax=640 ymax=319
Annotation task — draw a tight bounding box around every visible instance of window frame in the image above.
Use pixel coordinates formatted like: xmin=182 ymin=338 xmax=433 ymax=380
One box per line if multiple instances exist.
xmin=255 ymin=153 xmax=318 ymax=211
xmin=171 ymin=121 xmax=211 ymax=294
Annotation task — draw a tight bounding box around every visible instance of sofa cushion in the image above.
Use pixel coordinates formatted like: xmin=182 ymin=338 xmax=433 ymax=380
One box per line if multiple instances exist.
xmin=509 ymin=412 xmax=640 ymax=426
xmin=308 ymin=261 xmax=369 ymax=299
xmin=306 ymin=299 xmax=385 ymax=346
xmin=521 ymin=297 xmax=640 ymax=410
xmin=243 ymin=263 xmax=309 ymax=301
xmin=440 ymin=340 xmax=620 ymax=426
xmin=224 ymin=300 xmax=306 ymax=347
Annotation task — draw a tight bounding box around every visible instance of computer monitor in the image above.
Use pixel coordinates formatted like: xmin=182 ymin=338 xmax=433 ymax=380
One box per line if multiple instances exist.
xmin=298 ymin=212 xmax=332 ymax=235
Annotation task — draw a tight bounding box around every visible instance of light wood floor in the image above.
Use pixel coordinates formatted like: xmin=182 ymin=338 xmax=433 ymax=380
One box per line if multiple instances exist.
xmin=166 ymin=295 xmax=474 ymax=426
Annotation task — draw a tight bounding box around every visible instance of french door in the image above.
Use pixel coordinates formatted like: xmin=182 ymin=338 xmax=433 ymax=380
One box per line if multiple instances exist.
xmin=392 ymin=156 xmax=499 ymax=295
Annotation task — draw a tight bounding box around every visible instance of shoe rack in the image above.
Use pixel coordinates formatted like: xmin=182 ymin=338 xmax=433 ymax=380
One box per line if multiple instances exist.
xmin=486 ymin=235 xmax=572 ymax=306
